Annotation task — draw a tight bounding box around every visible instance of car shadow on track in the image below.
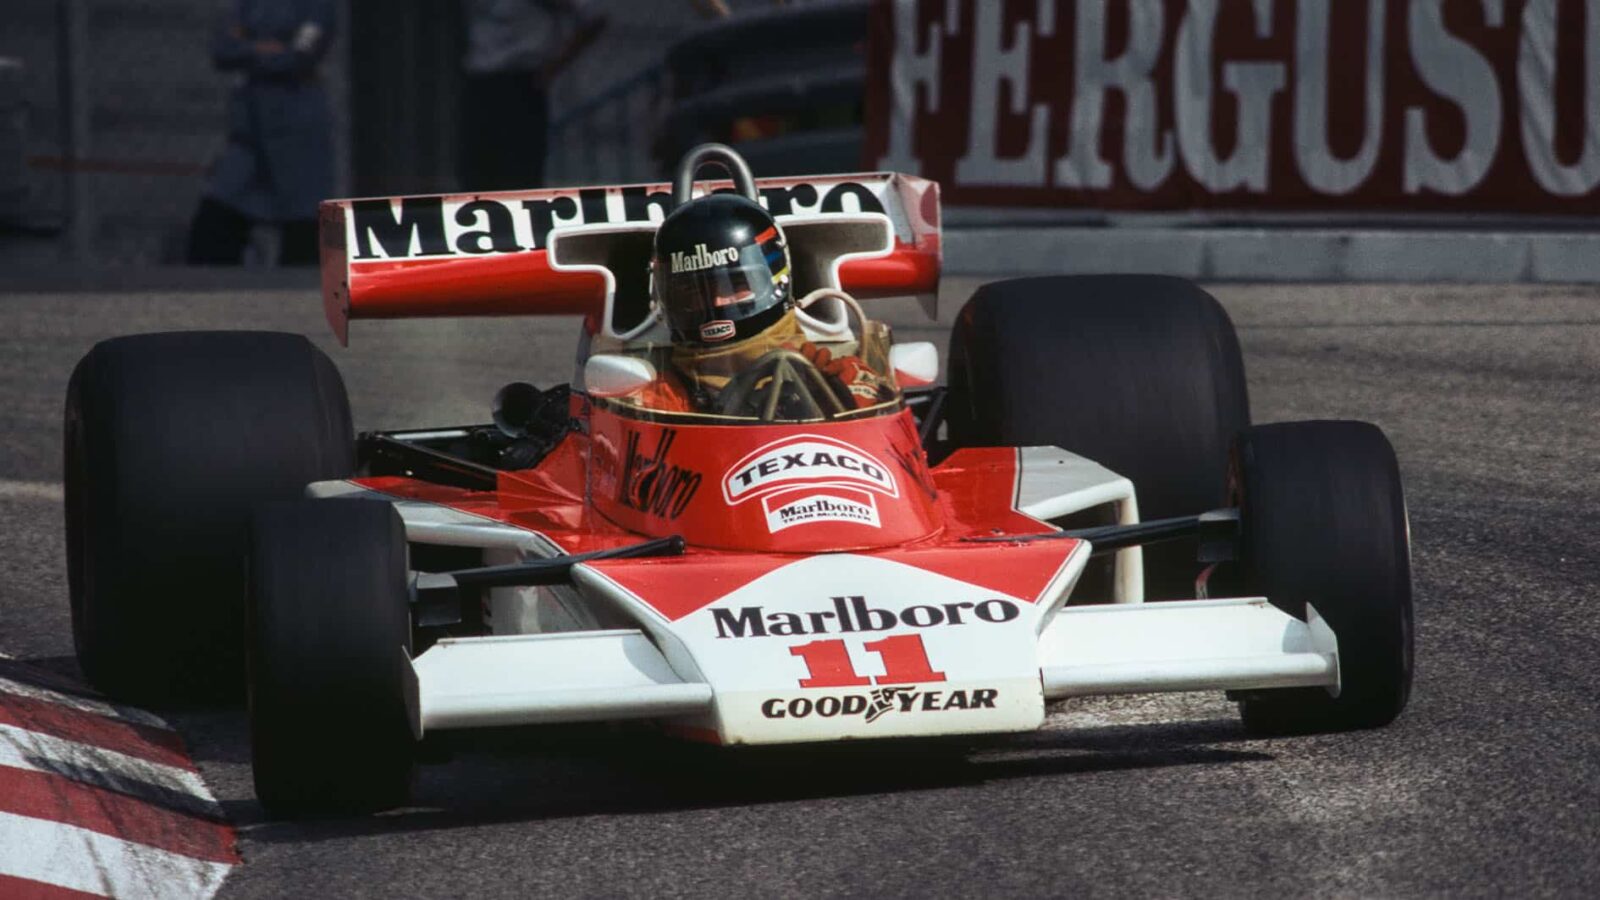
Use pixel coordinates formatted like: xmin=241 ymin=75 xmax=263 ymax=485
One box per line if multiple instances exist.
xmin=225 ymin=718 xmax=1274 ymax=841
xmin=7 ymin=654 xmax=1277 ymax=841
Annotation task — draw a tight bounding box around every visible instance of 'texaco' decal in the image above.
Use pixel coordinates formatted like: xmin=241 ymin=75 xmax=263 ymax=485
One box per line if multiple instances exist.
xmin=698 ymin=320 xmax=737 ymax=342
xmin=722 ymin=434 xmax=898 ymax=504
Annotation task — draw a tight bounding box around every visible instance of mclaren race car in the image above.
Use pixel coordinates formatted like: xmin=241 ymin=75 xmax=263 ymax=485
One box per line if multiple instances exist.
xmin=64 ymin=145 xmax=1412 ymax=816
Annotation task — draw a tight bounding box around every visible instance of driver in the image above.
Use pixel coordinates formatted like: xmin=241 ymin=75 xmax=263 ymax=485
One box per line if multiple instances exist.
xmin=631 ymin=190 xmax=893 ymax=416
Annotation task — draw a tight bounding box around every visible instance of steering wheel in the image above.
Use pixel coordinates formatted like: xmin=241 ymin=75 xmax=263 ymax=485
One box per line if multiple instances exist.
xmin=717 ymin=349 xmax=850 ymax=422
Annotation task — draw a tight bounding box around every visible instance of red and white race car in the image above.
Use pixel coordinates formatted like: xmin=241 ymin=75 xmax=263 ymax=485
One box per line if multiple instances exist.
xmin=64 ymin=147 xmax=1412 ymax=817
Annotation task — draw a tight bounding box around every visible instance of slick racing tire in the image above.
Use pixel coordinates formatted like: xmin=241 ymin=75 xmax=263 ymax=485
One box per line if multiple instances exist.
xmin=65 ymin=331 xmax=355 ymax=703
xmin=945 ymin=275 xmax=1249 ymax=600
xmin=1232 ymin=421 xmax=1414 ymax=734
xmin=248 ymin=499 xmax=414 ymax=817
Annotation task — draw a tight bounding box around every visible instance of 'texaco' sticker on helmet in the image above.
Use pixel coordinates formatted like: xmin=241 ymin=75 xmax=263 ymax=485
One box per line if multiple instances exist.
xmin=699 ymin=320 xmax=737 ymax=342
xmin=722 ymin=435 xmax=899 ymax=504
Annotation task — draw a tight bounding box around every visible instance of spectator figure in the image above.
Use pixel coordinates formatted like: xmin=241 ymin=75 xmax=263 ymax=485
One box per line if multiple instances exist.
xmin=458 ymin=0 xmax=607 ymax=192
xmin=186 ymin=0 xmax=336 ymax=266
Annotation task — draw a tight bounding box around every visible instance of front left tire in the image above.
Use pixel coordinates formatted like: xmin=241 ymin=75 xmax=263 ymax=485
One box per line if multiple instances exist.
xmin=1231 ymin=420 xmax=1414 ymax=734
xmin=65 ymin=331 xmax=354 ymax=703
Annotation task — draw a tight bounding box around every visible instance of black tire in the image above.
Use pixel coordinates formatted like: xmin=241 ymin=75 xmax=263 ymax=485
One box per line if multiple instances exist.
xmin=248 ymin=499 xmax=414 ymax=816
xmin=1233 ymin=421 xmax=1413 ymax=734
xmin=946 ymin=275 xmax=1250 ymax=599
xmin=65 ymin=331 xmax=354 ymax=703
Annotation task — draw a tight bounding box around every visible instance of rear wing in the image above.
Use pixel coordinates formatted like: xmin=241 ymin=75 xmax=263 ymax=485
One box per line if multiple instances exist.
xmin=318 ymin=172 xmax=941 ymax=344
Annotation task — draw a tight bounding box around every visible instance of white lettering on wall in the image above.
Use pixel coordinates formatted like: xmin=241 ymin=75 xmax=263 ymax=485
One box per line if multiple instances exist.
xmin=1056 ymin=0 xmax=1172 ymax=190
xmin=1294 ymin=0 xmax=1387 ymax=195
xmin=956 ymin=0 xmax=1054 ymax=185
xmin=1405 ymin=0 xmax=1505 ymax=195
xmin=1518 ymin=0 xmax=1600 ymax=197
xmin=1175 ymin=0 xmax=1285 ymax=193
xmin=879 ymin=0 xmax=955 ymax=173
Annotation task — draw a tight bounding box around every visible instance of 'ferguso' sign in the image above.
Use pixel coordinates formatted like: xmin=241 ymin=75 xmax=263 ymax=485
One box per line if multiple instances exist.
xmin=866 ymin=0 xmax=1599 ymax=213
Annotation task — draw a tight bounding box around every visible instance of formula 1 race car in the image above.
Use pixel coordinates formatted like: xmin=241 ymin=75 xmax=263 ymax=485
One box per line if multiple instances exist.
xmin=64 ymin=146 xmax=1412 ymax=816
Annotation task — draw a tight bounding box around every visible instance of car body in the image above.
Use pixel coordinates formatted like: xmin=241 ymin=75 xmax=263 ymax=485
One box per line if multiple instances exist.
xmin=307 ymin=166 xmax=1342 ymax=748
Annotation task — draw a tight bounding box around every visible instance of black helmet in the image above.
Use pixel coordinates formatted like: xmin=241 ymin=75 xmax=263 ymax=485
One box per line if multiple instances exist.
xmin=652 ymin=192 xmax=792 ymax=346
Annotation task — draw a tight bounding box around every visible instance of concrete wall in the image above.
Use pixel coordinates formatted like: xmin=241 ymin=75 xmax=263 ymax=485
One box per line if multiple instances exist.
xmin=943 ymin=227 xmax=1600 ymax=284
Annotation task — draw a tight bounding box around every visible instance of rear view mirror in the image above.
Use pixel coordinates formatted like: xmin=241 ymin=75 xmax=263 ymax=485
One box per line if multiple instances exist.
xmin=889 ymin=342 xmax=939 ymax=387
xmin=492 ymin=382 xmax=546 ymax=437
xmin=584 ymin=354 xmax=657 ymax=398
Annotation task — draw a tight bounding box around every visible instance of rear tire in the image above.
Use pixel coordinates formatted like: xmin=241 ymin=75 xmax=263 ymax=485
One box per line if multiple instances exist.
xmin=248 ymin=499 xmax=415 ymax=817
xmin=1233 ymin=421 xmax=1414 ymax=734
xmin=65 ymin=332 xmax=354 ymax=703
xmin=945 ymin=275 xmax=1250 ymax=599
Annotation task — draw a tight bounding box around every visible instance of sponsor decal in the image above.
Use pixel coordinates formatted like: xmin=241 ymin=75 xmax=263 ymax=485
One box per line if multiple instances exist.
xmin=722 ymin=435 xmax=898 ymax=504
xmin=671 ymin=243 xmax=741 ymax=273
xmin=762 ymin=491 xmax=880 ymax=532
xmin=759 ymin=686 xmax=999 ymax=723
xmin=619 ymin=428 xmax=702 ymax=520
xmin=699 ymin=319 xmax=737 ymax=342
xmin=348 ymin=180 xmax=888 ymax=260
xmin=712 ymin=595 xmax=1019 ymax=639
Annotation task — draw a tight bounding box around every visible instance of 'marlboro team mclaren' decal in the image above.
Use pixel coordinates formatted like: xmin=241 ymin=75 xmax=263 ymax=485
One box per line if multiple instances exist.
xmin=762 ymin=489 xmax=880 ymax=532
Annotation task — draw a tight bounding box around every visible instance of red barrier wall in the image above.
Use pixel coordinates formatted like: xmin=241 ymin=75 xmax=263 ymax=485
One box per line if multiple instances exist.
xmin=864 ymin=0 xmax=1599 ymax=214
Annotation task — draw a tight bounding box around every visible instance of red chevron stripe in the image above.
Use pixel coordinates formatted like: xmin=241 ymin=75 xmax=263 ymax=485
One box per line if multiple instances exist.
xmin=0 ymin=767 xmax=237 ymax=864
xmin=0 ymin=690 xmax=193 ymax=771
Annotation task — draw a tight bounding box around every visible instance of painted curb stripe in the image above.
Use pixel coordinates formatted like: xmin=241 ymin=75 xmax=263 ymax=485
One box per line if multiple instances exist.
xmin=0 ymin=767 xmax=237 ymax=864
xmin=0 ymin=873 xmax=104 ymax=899
xmin=0 ymin=811 xmax=231 ymax=900
xmin=0 ymin=691 xmax=192 ymax=771
xmin=0 ymin=673 xmax=171 ymax=730
xmin=0 ymin=724 xmax=224 ymax=821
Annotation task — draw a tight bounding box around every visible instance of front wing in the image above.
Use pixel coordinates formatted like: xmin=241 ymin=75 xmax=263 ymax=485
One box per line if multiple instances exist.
xmin=402 ymin=548 xmax=1338 ymax=745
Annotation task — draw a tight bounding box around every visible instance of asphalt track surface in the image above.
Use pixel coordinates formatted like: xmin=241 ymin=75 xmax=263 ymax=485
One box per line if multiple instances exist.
xmin=2 ymin=277 xmax=1598 ymax=897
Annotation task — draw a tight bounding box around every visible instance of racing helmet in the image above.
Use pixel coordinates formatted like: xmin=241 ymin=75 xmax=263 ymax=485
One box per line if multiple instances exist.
xmin=651 ymin=192 xmax=792 ymax=347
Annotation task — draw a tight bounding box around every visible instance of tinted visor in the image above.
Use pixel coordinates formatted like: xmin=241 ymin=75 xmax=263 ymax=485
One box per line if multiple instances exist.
xmin=660 ymin=229 xmax=790 ymax=342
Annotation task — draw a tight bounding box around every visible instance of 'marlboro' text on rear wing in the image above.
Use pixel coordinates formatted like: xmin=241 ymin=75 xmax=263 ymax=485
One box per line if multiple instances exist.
xmin=318 ymin=172 xmax=941 ymax=344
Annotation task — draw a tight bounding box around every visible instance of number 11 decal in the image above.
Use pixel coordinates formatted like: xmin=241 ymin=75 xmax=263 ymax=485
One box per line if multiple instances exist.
xmin=790 ymin=634 xmax=947 ymax=688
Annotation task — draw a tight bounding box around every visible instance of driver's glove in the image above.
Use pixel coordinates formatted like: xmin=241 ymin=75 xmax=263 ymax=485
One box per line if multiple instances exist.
xmin=795 ymin=342 xmax=893 ymax=408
